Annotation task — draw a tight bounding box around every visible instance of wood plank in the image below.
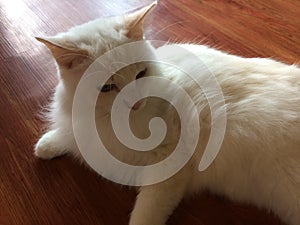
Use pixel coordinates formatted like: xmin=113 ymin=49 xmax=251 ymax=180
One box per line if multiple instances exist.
xmin=1 ymin=0 xmax=299 ymax=224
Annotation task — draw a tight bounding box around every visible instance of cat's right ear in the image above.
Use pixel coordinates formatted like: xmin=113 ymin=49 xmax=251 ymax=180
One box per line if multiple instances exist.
xmin=35 ymin=37 xmax=90 ymax=69
xmin=123 ymin=1 xmax=157 ymax=40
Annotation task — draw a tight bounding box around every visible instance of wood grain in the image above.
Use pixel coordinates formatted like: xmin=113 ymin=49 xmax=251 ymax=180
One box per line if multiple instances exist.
xmin=1 ymin=0 xmax=299 ymax=224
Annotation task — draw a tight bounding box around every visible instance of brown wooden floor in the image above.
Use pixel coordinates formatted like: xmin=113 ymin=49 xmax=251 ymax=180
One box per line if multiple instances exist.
xmin=1 ymin=0 xmax=299 ymax=224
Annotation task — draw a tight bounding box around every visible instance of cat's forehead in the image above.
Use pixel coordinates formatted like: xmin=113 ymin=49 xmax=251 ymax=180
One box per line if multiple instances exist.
xmin=66 ymin=16 xmax=130 ymax=56
xmin=69 ymin=17 xmax=120 ymax=37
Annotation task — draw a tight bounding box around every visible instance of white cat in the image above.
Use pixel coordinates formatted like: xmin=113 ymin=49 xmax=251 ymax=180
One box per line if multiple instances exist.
xmin=35 ymin=2 xmax=300 ymax=225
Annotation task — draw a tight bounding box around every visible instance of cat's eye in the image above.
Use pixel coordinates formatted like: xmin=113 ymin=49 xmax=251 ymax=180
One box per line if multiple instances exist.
xmin=136 ymin=68 xmax=147 ymax=80
xmin=100 ymin=84 xmax=117 ymax=92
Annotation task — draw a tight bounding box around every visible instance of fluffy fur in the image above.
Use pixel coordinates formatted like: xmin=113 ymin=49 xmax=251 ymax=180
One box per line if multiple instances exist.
xmin=35 ymin=3 xmax=300 ymax=225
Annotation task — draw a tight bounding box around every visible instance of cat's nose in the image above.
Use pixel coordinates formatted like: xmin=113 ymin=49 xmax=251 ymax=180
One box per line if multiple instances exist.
xmin=123 ymin=99 xmax=143 ymax=111
xmin=131 ymin=100 xmax=143 ymax=110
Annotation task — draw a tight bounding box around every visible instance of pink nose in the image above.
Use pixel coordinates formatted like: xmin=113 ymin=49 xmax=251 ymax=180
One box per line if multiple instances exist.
xmin=131 ymin=100 xmax=143 ymax=110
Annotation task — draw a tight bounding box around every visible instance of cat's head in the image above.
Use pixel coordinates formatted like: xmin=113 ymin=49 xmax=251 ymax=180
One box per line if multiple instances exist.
xmin=37 ymin=2 xmax=157 ymax=113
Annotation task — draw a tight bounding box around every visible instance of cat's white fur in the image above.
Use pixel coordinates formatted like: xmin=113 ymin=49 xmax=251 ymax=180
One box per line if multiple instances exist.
xmin=35 ymin=3 xmax=300 ymax=225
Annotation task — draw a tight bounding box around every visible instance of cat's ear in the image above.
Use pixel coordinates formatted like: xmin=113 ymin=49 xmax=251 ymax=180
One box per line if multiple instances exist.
xmin=35 ymin=37 xmax=90 ymax=69
xmin=124 ymin=1 xmax=157 ymax=40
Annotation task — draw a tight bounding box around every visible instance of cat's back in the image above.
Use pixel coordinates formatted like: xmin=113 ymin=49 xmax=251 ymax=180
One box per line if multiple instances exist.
xmin=156 ymin=43 xmax=300 ymax=139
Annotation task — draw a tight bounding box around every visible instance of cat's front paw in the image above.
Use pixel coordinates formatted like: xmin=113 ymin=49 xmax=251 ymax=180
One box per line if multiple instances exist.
xmin=34 ymin=130 xmax=65 ymax=159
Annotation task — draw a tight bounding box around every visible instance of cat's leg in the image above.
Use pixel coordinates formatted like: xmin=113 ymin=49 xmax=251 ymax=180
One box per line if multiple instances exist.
xmin=129 ymin=167 xmax=191 ymax=225
xmin=34 ymin=129 xmax=69 ymax=159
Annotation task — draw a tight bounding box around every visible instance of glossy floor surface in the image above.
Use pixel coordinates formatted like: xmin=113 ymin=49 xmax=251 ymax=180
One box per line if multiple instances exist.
xmin=1 ymin=0 xmax=299 ymax=224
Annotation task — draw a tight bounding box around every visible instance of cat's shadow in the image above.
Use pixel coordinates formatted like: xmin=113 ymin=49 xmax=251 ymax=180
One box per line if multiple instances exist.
xmin=170 ymin=192 xmax=284 ymax=225
xmin=34 ymin=156 xmax=284 ymax=225
xmin=33 ymin=155 xmax=135 ymax=225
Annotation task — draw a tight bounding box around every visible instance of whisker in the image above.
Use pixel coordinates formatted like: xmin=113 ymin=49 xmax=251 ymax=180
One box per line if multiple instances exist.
xmin=55 ymin=53 xmax=95 ymax=61
xmin=113 ymin=72 xmax=126 ymax=80
xmin=152 ymin=20 xmax=189 ymax=39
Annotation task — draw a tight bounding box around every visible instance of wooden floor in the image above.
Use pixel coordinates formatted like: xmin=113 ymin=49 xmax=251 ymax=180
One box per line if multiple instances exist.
xmin=1 ymin=0 xmax=299 ymax=224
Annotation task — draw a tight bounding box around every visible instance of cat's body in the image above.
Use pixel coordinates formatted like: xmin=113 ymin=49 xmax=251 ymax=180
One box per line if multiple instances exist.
xmin=35 ymin=3 xmax=300 ymax=225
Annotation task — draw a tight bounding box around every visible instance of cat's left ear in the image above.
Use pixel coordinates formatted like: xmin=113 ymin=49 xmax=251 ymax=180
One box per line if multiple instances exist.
xmin=123 ymin=1 xmax=157 ymax=40
xmin=35 ymin=37 xmax=90 ymax=69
